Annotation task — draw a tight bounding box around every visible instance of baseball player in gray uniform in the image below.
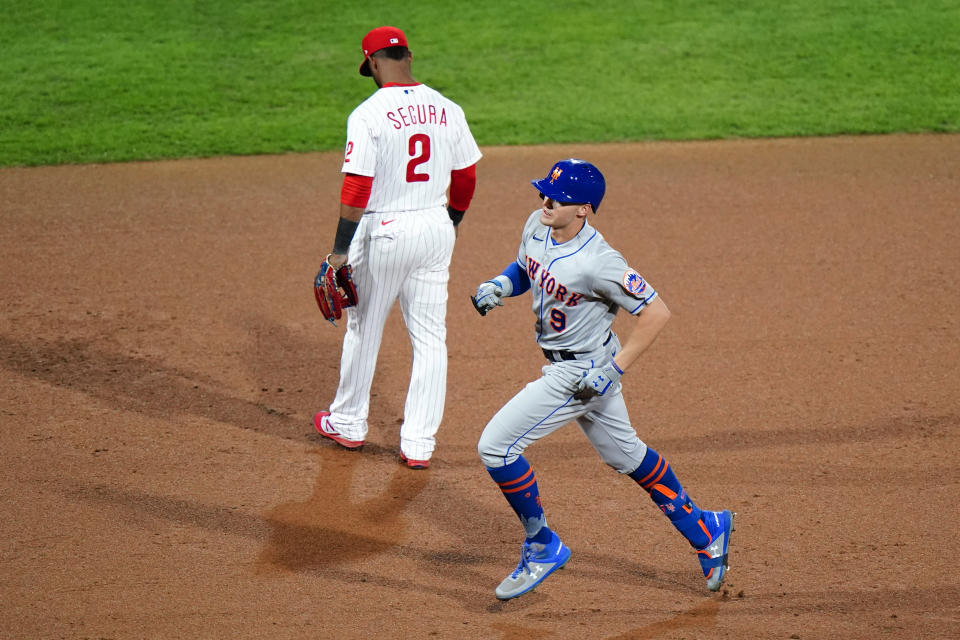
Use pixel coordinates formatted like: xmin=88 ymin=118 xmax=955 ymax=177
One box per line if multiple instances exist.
xmin=472 ymin=159 xmax=734 ymax=600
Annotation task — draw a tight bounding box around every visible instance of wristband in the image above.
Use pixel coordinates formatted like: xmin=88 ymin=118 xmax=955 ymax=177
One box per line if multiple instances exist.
xmin=333 ymin=216 xmax=359 ymax=254
xmin=447 ymin=205 xmax=465 ymax=226
xmin=492 ymin=274 xmax=513 ymax=297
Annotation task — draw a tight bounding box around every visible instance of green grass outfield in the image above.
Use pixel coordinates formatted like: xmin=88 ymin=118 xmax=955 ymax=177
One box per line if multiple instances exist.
xmin=2 ymin=0 xmax=958 ymax=167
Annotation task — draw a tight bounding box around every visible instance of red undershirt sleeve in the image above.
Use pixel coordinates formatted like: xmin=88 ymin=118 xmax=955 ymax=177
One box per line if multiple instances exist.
xmin=340 ymin=173 xmax=373 ymax=208
xmin=448 ymin=163 xmax=477 ymax=212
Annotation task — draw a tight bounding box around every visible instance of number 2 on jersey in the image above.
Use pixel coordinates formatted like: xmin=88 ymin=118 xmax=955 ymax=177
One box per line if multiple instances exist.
xmin=406 ymin=133 xmax=431 ymax=182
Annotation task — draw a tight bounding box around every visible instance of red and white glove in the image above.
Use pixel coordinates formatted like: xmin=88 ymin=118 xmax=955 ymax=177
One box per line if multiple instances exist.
xmin=314 ymin=257 xmax=358 ymax=325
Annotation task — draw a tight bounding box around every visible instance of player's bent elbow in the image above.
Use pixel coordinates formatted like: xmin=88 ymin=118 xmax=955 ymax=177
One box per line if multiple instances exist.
xmin=643 ymin=297 xmax=671 ymax=324
xmin=658 ymin=302 xmax=672 ymax=325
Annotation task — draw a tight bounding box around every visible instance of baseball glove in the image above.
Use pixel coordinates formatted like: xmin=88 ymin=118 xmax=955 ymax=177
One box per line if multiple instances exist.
xmin=314 ymin=257 xmax=358 ymax=325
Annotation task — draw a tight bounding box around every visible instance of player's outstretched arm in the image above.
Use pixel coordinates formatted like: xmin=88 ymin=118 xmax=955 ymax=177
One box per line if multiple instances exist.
xmin=471 ymin=263 xmax=530 ymax=316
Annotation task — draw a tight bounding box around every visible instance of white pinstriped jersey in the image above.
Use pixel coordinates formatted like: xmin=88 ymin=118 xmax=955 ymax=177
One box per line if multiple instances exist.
xmin=515 ymin=210 xmax=658 ymax=353
xmin=342 ymin=84 xmax=482 ymax=213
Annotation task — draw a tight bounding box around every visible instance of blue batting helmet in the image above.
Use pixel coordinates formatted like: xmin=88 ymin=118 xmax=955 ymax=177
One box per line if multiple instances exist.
xmin=531 ymin=158 xmax=606 ymax=212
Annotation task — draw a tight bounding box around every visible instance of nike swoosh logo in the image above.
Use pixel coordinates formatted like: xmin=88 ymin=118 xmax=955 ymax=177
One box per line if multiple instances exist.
xmin=381 ymin=219 xmax=396 ymax=226
xmin=533 ymin=234 xmax=544 ymax=241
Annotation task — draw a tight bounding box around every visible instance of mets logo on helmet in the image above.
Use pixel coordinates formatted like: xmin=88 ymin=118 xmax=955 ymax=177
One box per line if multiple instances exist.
xmin=550 ymin=167 xmax=563 ymax=183
xmin=622 ymin=270 xmax=646 ymax=296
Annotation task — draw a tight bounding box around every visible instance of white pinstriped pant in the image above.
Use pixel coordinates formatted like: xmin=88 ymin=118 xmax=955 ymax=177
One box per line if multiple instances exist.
xmin=327 ymin=206 xmax=455 ymax=460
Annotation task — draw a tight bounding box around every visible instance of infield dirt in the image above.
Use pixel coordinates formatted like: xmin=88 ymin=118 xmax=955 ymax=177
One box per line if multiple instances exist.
xmin=2 ymin=134 xmax=958 ymax=639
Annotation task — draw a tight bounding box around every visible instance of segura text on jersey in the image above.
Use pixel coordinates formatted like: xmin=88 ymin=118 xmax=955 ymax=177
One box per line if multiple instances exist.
xmin=386 ymin=104 xmax=448 ymax=130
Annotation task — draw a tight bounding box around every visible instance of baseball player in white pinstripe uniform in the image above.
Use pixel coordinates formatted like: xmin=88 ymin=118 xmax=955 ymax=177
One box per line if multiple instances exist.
xmin=314 ymin=26 xmax=482 ymax=469
xmin=472 ymin=159 xmax=734 ymax=599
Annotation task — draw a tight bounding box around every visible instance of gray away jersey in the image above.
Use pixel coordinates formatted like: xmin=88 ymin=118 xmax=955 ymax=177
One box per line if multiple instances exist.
xmin=516 ymin=210 xmax=658 ymax=353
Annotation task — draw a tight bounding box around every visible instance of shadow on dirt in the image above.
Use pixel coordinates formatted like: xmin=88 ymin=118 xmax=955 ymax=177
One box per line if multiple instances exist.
xmin=0 ymin=333 xmax=307 ymax=441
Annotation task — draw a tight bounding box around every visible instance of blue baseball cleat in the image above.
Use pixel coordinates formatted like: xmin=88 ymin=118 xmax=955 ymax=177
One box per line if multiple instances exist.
xmin=696 ymin=509 xmax=735 ymax=591
xmin=495 ymin=530 xmax=571 ymax=600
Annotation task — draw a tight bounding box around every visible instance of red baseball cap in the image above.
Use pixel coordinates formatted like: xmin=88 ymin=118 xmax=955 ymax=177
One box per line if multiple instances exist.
xmin=359 ymin=26 xmax=409 ymax=76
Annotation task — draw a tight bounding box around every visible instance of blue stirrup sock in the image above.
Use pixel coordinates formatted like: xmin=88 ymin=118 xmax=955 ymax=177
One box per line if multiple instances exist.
xmin=630 ymin=447 xmax=711 ymax=549
xmin=487 ymin=456 xmax=552 ymax=544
